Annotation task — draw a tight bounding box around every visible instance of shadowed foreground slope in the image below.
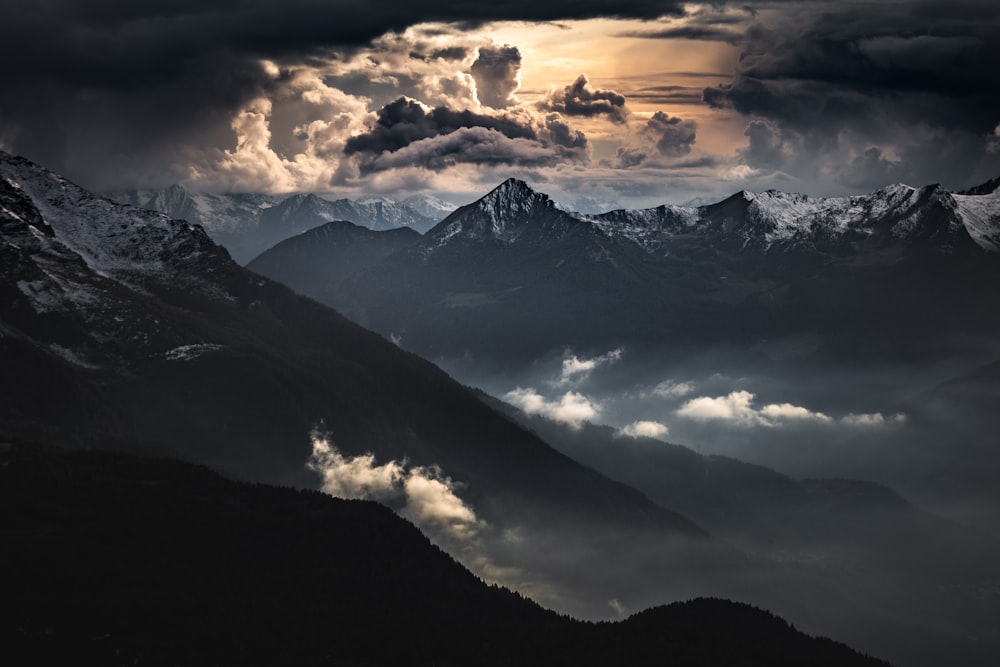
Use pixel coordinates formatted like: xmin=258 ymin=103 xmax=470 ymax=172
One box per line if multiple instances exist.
xmin=0 ymin=442 xmax=886 ymax=667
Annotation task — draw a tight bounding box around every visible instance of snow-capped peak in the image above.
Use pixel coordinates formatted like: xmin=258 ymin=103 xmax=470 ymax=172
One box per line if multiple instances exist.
xmin=402 ymin=193 xmax=456 ymax=221
xmin=424 ymin=178 xmax=563 ymax=247
xmin=472 ymin=178 xmax=551 ymax=220
xmin=0 ymin=151 xmax=226 ymax=280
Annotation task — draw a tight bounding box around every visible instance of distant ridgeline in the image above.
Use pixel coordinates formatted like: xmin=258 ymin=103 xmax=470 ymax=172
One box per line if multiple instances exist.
xmin=248 ymin=176 xmax=1000 ymax=364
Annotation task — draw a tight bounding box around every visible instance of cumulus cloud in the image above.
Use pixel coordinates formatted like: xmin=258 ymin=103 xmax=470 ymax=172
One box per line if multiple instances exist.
xmin=737 ymin=118 xmax=790 ymax=172
xmin=620 ymin=420 xmax=670 ymax=439
xmin=346 ymin=97 xmax=536 ymax=155
xmin=615 ymin=111 xmax=698 ymax=167
xmin=545 ymin=114 xmax=589 ymax=150
xmin=703 ymin=5 xmax=1000 ymax=190
xmin=644 ymin=111 xmax=698 ymax=157
xmin=540 ymin=74 xmax=629 ymax=124
xmin=651 ymin=380 xmax=695 ymax=398
xmin=471 ymin=45 xmax=522 ymax=109
xmin=558 ymin=348 xmax=623 ymax=384
xmin=504 ymin=388 xmax=601 ymax=429
xmin=343 ymin=96 xmax=588 ymax=173
xmin=363 ymin=126 xmax=566 ymax=172
xmin=307 ymin=434 xmax=484 ymax=543
xmin=677 ymin=390 xmax=831 ymax=427
xmin=760 ymin=402 xmax=832 ymax=424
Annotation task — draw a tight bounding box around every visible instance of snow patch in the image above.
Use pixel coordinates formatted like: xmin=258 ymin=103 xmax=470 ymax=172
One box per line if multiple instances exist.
xmin=164 ymin=344 xmax=225 ymax=361
xmin=953 ymin=191 xmax=1000 ymax=252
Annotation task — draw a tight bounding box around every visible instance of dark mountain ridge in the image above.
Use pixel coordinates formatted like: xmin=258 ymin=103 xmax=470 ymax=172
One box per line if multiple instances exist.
xmin=0 ymin=441 xmax=888 ymax=667
xmin=0 ymin=151 xmax=698 ymax=540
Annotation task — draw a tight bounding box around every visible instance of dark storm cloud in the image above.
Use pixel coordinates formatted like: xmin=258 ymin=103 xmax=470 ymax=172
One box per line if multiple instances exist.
xmin=738 ymin=119 xmax=788 ymax=172
xmin=617 ymin=26 xmax=743 ymax=43
xmin=471 ymin=45 xmax=522 ymax=109
xmin=703 ymin=1 xmax=1000 ymax=189
xmin=545 ymin=115 xmax=589 ymax=150
xmin=645 ymin=111 xmax=697 ymax=157
xmin=343 ymin=97 xmax=586 ymax=173
xmin=540 ymin=75 xmax=629 ymax=124
xmin=410 ymin=47 xmax=471 ymax=62
xmin=616 ymin=111 xmax=698 ymax=168
xmin=344 ymin=97 xmax=537 ymax=156
xmin=628 ymin=86 xmax=711 ymax=105
xmin=0 ymin=0 xmax=687 ymax=188
xmin=362 ymin=126 xmax=570 ymax=172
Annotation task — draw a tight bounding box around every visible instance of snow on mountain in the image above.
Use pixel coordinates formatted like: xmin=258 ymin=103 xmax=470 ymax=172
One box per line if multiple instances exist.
xmin=107 ymin=185 xmax=437 ymax=261
xmin=325 ymin=196 xmax=437 ymax=233
xmin=1 ymin=152 xmax=237 ymax=368
xmin=427 ymin=178 xmax=577 ymax=247
xmin=556 ymin=195 xmax=623 ymax=216
xmin=402 ymin=193 xmax=457 ymax=222
xmin=953 ymin=189 xmax=1000 ymax=252
xmin=591 ymin=182 xmax=999 ymax=253
xmin=2 ymin=154 xmax=224 ymax=282
xmin=114 ymin=184 xmax=277 ymax=235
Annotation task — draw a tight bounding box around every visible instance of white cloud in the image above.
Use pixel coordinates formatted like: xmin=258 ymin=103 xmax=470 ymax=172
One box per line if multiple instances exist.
xmin=307 ymin=434 xmax=484 ymax=543
xmin=620 ymin=420 xmax=670 ymax=439
xmin=650 ymin=379 xmax=695 ymax=399
xmin=307 ymin=436 xmax=404 ymax=499
xmin=677 ymin=390 xmax=831 ymax=427
xmin=842 ymin=412 xmax=907 ymax=426
xmin=760 ymin=402 xmax=832 ymax=423
xmin=557 ymin=347 xmax=622 ymax=385
xmin=503 ymin=387 xmax=600 ymax=429
xmin=678 ymin=389 xmax=761 ymax=425
xmin=677 ymin=391 xmax=907 ymax=429
xmin=402 ymin=469 xmax=483 ymax=541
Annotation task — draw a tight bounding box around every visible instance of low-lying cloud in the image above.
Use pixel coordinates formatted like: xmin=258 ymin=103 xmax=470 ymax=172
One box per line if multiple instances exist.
xmin=677 ymin=390 xmax=905 ymax=428
xmin=620 ymin=420 xmax=670 ymax=439
xmin=558 ymin=347 xmax=623 ymax=385
xmin=649 ymin=379 xmax=695 ymax=399
xmin=504 ymin=388 xmax=600 ymax=429
xmin=308 ymin=434 xmax=484 ymax=542
xmin=842 ymin=412 xmax=908 ymax=426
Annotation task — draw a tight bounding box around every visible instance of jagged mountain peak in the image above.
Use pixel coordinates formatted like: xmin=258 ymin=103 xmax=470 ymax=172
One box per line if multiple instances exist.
xmin=425 ymin=178 xmax=562 ymax=245
xmin=478 ymin=177 xmax=550 ymax=209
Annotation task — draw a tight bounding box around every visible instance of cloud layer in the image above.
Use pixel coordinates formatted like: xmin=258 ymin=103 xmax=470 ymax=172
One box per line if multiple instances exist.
xmin=677 ymin=390 xmax=905 ymax=429
xmin=1 ymin=1 xmax=995 ymax=203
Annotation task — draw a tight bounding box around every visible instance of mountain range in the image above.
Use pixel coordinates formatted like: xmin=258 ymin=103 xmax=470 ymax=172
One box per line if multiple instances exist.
xmin=1 ymin=152 xmax=700 ymax=544
xmin=248 ymin=176 xmax=1000 ymax=367
xmin=110 ymin=184 xmax=447 ymax=262
xmin=5 ymin=150 xmax=1000 ymax=665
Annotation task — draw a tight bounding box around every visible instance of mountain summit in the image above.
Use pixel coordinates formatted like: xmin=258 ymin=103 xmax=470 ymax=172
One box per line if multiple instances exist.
xmin=424 ymin=177 xmax=583 ymax=245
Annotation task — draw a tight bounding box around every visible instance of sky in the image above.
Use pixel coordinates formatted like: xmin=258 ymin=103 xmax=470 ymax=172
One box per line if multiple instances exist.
xmin=1 ymin=0 xmax=998 ymax=207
